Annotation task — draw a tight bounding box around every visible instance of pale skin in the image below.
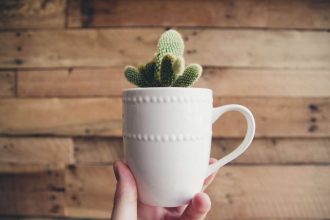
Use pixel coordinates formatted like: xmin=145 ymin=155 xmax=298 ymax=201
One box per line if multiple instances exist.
xmin=111 ymin=158 xmax=218 ymax=220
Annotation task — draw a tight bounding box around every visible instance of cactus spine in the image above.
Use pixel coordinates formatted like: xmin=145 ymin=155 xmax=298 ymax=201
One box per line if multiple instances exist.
xmin=124 ymin=29 xmax=202 ymax=87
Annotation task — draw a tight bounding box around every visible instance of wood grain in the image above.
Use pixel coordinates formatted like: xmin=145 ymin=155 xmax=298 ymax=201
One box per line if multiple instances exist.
xmin=211 ymin=138 xmax=330 ymax=165
xmin=1 ymin=1 xmax=329 ymax=220
xmin=47 ymin=166 xmax=330 ymax=218
xmin=74 ymin=138 xmax=123 ymax=164
xmin=205 ymin=166 xmax=330 ymax=219
xmin=0 ymin=71 xmax=15 ymax=97
xmin=0 ymin=218 xmax=326 ymax=220
xmin=17 ymin=68 xmax=330 ymax=98
xmin=184 ymin=29 xmax=330 ymax=69
xmin=0 ymin=137 xmax=74 ymax=165
xmin=0 ymin=165 xmax=328 ymax=219
xmin=73 ymin=138 xmax=330 ymax=165
xmin=0 ymin=218 xmax=108 ymax=220
xmin=196 ymin=68 xmax=330 ymax=98
xmin=0 ymin=0 xmax=66 ymax=30
xmin=68 ymin=0 xmax=330 ymax=29
xmin=213 ymin=97 xmax=330 ymax=138
xmin=17 ymin=68 xmax=132 ymax=97
xmin=1 ymin=29 xmax=329 ymax=68
xmin=0 ymin=98 xmax=329 ymax=137
xmin=0 ymin=164 xmax=65 ymax=217
xmin=0 ymin=98 xmax=122 ymax=136
xmin=0 ymin=191 xmax=65 ymax=217
xmin=65 ymin=165 xmax=115 ymax=218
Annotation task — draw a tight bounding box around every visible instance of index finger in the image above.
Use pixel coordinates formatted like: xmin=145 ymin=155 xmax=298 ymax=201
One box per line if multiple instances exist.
xmin=203 ymin=158 xmax=218 ymax=191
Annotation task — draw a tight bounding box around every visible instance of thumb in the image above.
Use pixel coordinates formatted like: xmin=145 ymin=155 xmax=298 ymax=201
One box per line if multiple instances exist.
xmin=111 ymin=160 xmax=138 ymax=220
xmin=180 ymin=192 xmax=211 ymax=220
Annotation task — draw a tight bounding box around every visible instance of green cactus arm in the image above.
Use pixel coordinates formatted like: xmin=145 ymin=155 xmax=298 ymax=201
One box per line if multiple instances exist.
xmin=138 ymin=61 xmax=159 ymax=87
xmin=160 ymin=54 xmax=176 ymax=87
xmin=172 ymin=56 xmax=185 ymax=76
xmin=172 ymin=64 xmax=203 ymax=87
xmin=156 ymin=30 xmax=184 ymax=75
xmin=124 ymin=66 xmax=149 ymax=87
xmin=123 ymin=29 xmax=204 ymax=87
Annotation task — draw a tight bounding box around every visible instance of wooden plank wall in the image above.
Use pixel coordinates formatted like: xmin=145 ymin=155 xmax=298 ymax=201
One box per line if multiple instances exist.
xmin=0 ymin=0 xmax=329 ymax=219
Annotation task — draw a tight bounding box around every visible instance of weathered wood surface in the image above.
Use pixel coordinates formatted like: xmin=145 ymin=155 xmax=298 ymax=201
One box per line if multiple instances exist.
xmin=0 ymin=98 xmax=122 ymax=136
xmin=206 ymin=166 xmax=330 ymax=219
xmin=0 ymin=217 xmax=109 ymax=220
xmin=0 ymin=137 xmax=328 ymax=167
xmin=1 ymin=29 xmax=330 ymax=68
xmin=0 ymin=0 xmax=66 ymax=30
xmin=0 ymin=218 xmax=108 ymax=220
xmin=0 ymin=164 xmax=65 ymax=217
xmin=213 ymin=97 xmax=330 ymax=138
xmin=68 ymin=0 xmax=330 ymax=29
xmin=17 ymin=68 xmax=131 ymax=97
xmin=1 ymin=165 xmax=328 ymax=219
xmin=0 ymin=191 xmax=65 ymax=217
xmin=0 ymin=137 xmax=74 ymax=165
xmin=196 ymin=68 xmax=330 ymax=98
xmin=74 ymin=138 xmax=123 ymax=164
xmin=0 ymin=164 xmax=65 ymax=174
xmin=65 ymin=165 xmax=115 ymax=218
xmin=0 ymin=98 xmax=329 ymax=137
xmin=211 ymin=138 xmax=330 ymax=165
xmin=0 ymin=218 xmax=327 ymax=220
xmin=0 ymin=71 xmax=15 ymax=97
xmin=17 ymin=68 xmax=330 ymax=98
xmin=74 ymin=138 xmax=330 ymax=165
xmin=1 ymin=1 xmax=329 ymax=219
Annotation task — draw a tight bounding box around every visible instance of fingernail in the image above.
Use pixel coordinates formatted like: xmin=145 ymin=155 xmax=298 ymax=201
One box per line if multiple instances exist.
xmin=114 ymin=161 xmax=120 ymax=181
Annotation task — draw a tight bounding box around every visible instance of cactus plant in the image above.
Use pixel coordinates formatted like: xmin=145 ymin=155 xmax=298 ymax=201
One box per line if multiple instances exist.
xmin=124 ymin=29 xmax=202 ymax=87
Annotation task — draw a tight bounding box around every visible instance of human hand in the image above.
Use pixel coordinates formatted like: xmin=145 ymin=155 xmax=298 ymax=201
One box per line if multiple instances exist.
xmin=111 ymin=159 xmax=218 ymax=220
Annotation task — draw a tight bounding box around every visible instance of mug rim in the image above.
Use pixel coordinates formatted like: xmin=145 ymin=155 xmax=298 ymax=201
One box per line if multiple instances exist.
xmin=123 ymin=87 xmax=211 ymax=93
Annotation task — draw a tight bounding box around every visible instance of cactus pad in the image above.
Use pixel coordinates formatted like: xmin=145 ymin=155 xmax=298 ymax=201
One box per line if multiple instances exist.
xmin=124 ymin=29 xmax=203 ymax=87
xmin=172 ymin=64 xmax=202 ymax=87
xmin=156 ymin=30 xmax=184 ymax=74
xmin=160 ymin=54 xmax=176 ymax=86
xmin=139 ymin=61 xmax=158 ymax=86
xmin=124 ymin=66 xmax=148 ymax=87
xmin=172 ymin=56 xmax=185 ymax=76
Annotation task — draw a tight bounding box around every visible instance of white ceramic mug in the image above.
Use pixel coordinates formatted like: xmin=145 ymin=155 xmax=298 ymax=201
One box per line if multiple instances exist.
xmin=123 ymin=88 xmax=255 ymax=207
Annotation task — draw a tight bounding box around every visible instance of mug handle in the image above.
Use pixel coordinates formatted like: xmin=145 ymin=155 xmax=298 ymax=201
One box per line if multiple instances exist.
xmin=205 ymin=104 xmax=256 ymax=178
